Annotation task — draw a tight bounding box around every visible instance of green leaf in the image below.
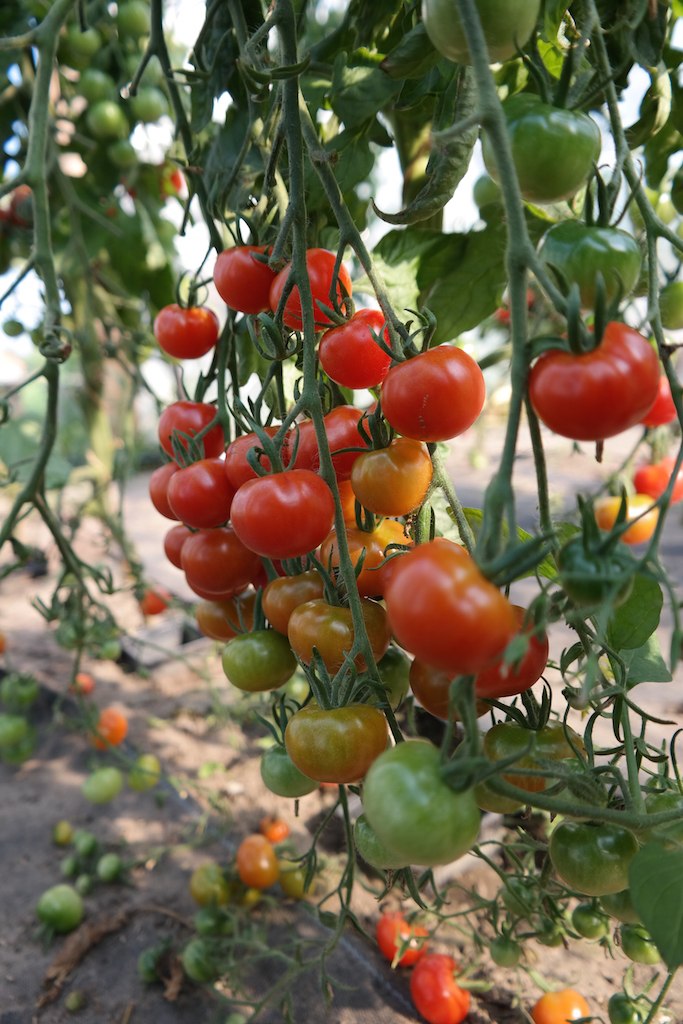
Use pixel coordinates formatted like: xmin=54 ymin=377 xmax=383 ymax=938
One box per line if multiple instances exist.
xmin=380 ymin=22 xmax=439 ymax=79
xmin=330 ymin=54 xmax=402 ymax=126
xmin=629 ymin=842 xmax=683 ymax=969
xmin=607 ymin=574 xmax=663 ymax=651
xmin=622 ymin=634 xmax=672 ymax=686
xmin=367 ymin=229 xmax=442 ymax=314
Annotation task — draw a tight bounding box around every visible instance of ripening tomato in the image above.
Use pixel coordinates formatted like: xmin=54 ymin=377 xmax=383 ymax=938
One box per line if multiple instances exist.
xmin=195 ymin=591 xmax=256 ymax=641
xmin=285 ymin=703 xmax=388 ymax=784
xmin=376 ymin=911 xmax=429 ymax=967
xmin=292 ymin=405 xmax=371 ymax=481
xmin=235 ymin=834 xmax=280 ymax=889
xmin=474 ymin=605 xmax=549 ymax=699
xmin=167 ymin=458 xmax=236 ymax=529
xmin=380 ymin=346 xmax=485 ymax=442
xmin=223 ymin=427 xmax=287 ymax=489
xmin=262 ymin=571 xmax=325 ymax=634
xmin=163 ymin=523 xmax=192 ymax=568
xmin=149 ymin=462 xmax=180 ymax=520
xmin=409 ymin=659 xmax=490 ymax=721
xmin=158 ymin=401 xmax=225 ymax=459
xmin=318 ymin=309 xmax=392 ymax=389
xmin=529 ymin=323 xmax=660 ymax=441
xmin=530 ymin=989 xmax=591 ymax=1024
xmin=483 ymin=721 xmax=585 ymax=795
xmin=153 ymin=304 xmax=219 ymax=360
xmin=410 ymin=953 xmax=470 ymax=1024
xmin=259 ymin=815 xmax=290 ymax=845
xmin=350 ymin=438 xmax=433 ymax=516
xmin=385 ymin=539 xmax=517 ymax=675
xmin=641 ymin=374 xmax=677 ymax=427
xmin=189 ymin=862 xmax=230 ymax=907
xmin=269 ymin=249 xmax=352 ymax=330
xmin=320 ymin=519 xmax=411 ymax=598
xmin=287 ymin=598 xmax=392 ymax=674
xmin=70 ymin=672 xmax=95 ymax=696
xmin=213 ymin=245 xmax=277 ymax=314
xmin=221 ymin=630 xmax=297 ymax=692
xmin=139 ymin=587 xmax=170 ymax=616
xmin=633 ymin=456 xmax=683 ymax=504
xmin=181 ymin=526 xmax=262 ymax=597
xmin=91 ymin=706 xmax=128 ymax=749
xmin=593 ymin=493 xmax=659 ymax=545
xmin=230 ymin=470 xmax=335 ymax=559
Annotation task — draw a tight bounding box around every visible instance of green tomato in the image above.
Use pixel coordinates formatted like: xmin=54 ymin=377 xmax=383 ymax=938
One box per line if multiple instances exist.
xmin=138 ymin=946 xmax=161 ymax=984
xmin=260 ymin=745 xmax=318 ymax=798
xmin=557 ymin=536 xmax=636 ymax=609
xmin=86 ymin=100 xmax=129 ymax=141
xmin=79 ymin=69 xmax=117 ymax=104
xmin=353 ymin=813 xmax=408 ymax=871
xmin=82 ymin=766 xmax=124 ymax=804
xmin=96 ymin=852 xmax=123 ymax=882
xmin=0 ymin=712 xmax=30 ymax=749
xmin=671 ymin=166 xmax=683 ymax=216
xmin=117 ymin=0 xmax=151 ymax=38
xmin=608 ymin=993 xmax=646 ymax=1024
xmin=571 ymin=902 xmax=610 ymax=940
xmin=221 ymin=630 xmax=296 ymax=693
xmin=659 ymin=281 xmax=683 ymax=330
xmin=0 ymin=672 xmax=39 ymax=711
xmin=0 ymin=724 xmax=37 ymax=764
xmin=500 ymin=876 xmax=540 ymax=918
xmin=362 ymin=739 xmax=481 ymax=867
xmin=535 ymin=920 xmax=565 ymax=947
xmin=193 ymin=907 xmax=235 ymax=936
xmin=482 ymin=95 xmax=600 ymax=205
xmin=600 ymin=888 xmax=641 ymax=925
xmin=130 ymin=87 xmax=168 ymax=123
xmin=180 ymin=938 xmax=219 ymax=984
xmin=60 ymin=854 xmax=79 ymax=878
xmin=75 ymin=874 xmax=93 ymax=896
xmin=36 ymin=884 xmax=84 ymax=933
xmin=619 ymin=924 xmax=661 ymax=965
xmin=489 ymin=935 xmax=521 ymax=966
xmin=128 ymin=753 xmax=161 ymax=791
xmin=422 ymin=0 xmax=540 ymax=65
xmin=189 ymin=862 xmax=231 ymax=908
xmin=549 ymin=820 xmax=639 ymax=896
xmin=107 ymin=139 xmax=138 ymax=170
xmin=73 ymin=829 xmax=98 ymax=859
xmin=59 ymin=25 xmax=102 ymax=69
xmin=53 ymin=819 xmax=74 ymax=846
xmin=537 ymin=221 xmax=642 ymax=309
xmin=376 ymin=647 xmax=410 ymax=709
xmin=474 ymin=779 xmax=524 ymax=814
xmin=473 ymin=174 xmax=501 ymax=210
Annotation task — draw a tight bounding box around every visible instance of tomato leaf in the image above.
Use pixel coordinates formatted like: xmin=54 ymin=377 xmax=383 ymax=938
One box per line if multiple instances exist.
xmin=330 ymin=55 xmax=402 ymax=127
xmin=606 ymin=574 xmax=662 ymax=651
xmin=380 ymin=22 xmax=439 ymax=79
xmin=629 ymin=842 xmax=683 ymax=969
xmin=622 ymin=634 xmax=672 ymax=686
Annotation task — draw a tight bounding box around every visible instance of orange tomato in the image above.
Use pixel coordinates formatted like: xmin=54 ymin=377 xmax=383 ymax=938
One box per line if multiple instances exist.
xmin=70 ymin=672 xmax=95 ymax=696
xmin=92 ymin=707 xmax=128 ymax=749
xmin=594 ymin=493 xmax=659 ymax=545
xmin=259 ymin=815 xmax=290 ymax=845
xmin=235 ymin=834 xmax=280 ymax=890
xmin=530 ymin=989 xmax=590 ymax=1024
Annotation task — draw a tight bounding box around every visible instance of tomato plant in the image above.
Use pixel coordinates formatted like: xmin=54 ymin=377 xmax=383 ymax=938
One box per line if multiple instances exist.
xmin=376 ymin=910 xmax=429 ymax=967
xmin=285 ymin=703 xmax=388 ymax=784
xmin=214 ymin=245 xmax=277 ymax=314
xmin=154 ymin=304 xmax=219 ymax=360
xmin=530 ymin=989 xmax=591 ymax=1024
xmin=230 ymin=469 xmax=335 ymax=559
xmin=235 ymin=834 xmax=280 ymax=889
xmin=409 ymin=953 xmax=470 ymax=1024
xmin=318 ymin=308 xmax=392 ymax=389
xmin=350 ymin=437 xmax=433 ymax=516
xmin=269 ymin=248 xmax=352 ymax=330
xmin=529 ymin=323 xmax=660 ymax=441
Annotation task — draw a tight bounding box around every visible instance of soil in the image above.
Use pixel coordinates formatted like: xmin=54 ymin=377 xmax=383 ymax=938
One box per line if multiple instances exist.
xmin=1 ymin=413 xmax=683 ymax=1024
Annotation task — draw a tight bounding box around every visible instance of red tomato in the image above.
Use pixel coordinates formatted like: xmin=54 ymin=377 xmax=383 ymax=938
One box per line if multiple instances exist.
xmin=528 ymin=323 xmax=660 ymax=441
xmin=269 ymin=248 xmax=352 ymax=330
xmin=318 ymin=309 xmax=392 ymax=389
xmin=385 ymin=539 xmax=517 ymax=675
xmin=230 ymin=470 xmax=335 ymax=559
xmin=194 ymin=591 xmax=256 ymax=641
xmin=213 ymin=245 xmax=276 ymax=314
xmin=224 ymin=428 xmax=287 ymax=490
xmin=259 ymin=815 xmax=290 ymax=844
xmin=640 ymin=374 xmax=677 ymax=427
xmin=410 ymin=953 xmax=470 ymax=1024
xmin=409 ymin=659 xmax=489 ymax=720
xmin=350 ymin=437 xmax=433 ymax=516
xmin=380 ymin=346 xmax=485 ymax=442
xmin=235 ymin=834 xmax=280 ymax=889
xmin=139 ymin=587 xmax=170 ymax=615
xmin=292 ymin=405 xmax=371 ymax=481
xmin=633 ymin=455 xmax=683 ymax=504
xmin=530 ymin=989 xmax=590 ymax=1024
xmin=262 ymin=571 xmax=325 ymax=634
xmin=92 ymin=706 xmax=128 ymax=749
xmin=163 ymin=524 xmax=192 ymax=568
xmin=287 ymin=598 xmax=392 ymax=674
xmin=167 ymin=458 xmax=236 ymax=529
xmin=149 ymin=462 xmax=180 ymax=520
xmin=320 ymin=519 xmax=411 ymax=598
xmin=70 ymin=672 xmax=95 ymax=696
xmin=181 ymin=527 xmax=262 ymax=597
xmin=594 ymin=493 xmax=659 ymax=545
xmin=153 ymin=304 xmax=219 ymax=360
xmin=158 ymin=401 xmax=225 ymax=460
xmin=474 ymin=605 xmax=549 ymax=699
xmin=376 ymin=911 xmax=429 ymax=968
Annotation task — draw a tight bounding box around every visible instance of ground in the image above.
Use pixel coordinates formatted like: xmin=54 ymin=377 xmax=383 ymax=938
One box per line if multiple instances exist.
xmin=1 ymin=412 xmax=682 ymax=1023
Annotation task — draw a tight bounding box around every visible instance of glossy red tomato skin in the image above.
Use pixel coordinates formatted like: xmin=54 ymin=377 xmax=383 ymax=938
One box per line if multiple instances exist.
xmin=224 ymin=428 xmax=286 ymax=490
xmin=288 ymin=598 xmax=392 ymax=673
xmin=230 ymin=470 xmax=335 ymax=559
xmin=292 ymin=405 xmax=371 ymax=481
xmin=213 ymin=245 xmax=276 ymax=314
xmin=180 ymin=527 xmax=262 ymax=597
xmin=410 ymin=953 xmax=470 ymax=1024
xmin=195 ymin=591 xmax=256 ymax=641
xmin=235 ymin=834 xmax=280 ymax=889
xmin=262 ymin=571 xmax=325 ymax=634
xmin=633 ymin=456 xmax=683 ymax=504
xmin=149 ymin=462 xmax=179 ymax=519
xmin=474 ymin=605 xmax=549 ymax=699
xmin=158 ymin=401 xmax=225 ymax=459
xmin=409 ymin=659 xmax=490 ymax=721
xmin=350 ymin=437 xmax=433 ymax=517
xmin=528 ymin=323 xmax=660 ymax=441
xmin=380 ymin=346 xmax=485 ymax=442
xmin=318 ymin=309 xmax=392 ymax=389
xmin=166 ymin=458 xmax=236 ymax=529
xmin=163 ymin=524 xmax=193 ymax=568
xmin=531 ymin=989 xmax=591 ymax=1024
xmin=269 ymin=248 xmax=352 ymax=330
xmin=384 ymin=539 xmax=517 ymax=675
xmin=320 ymin=519 xmax=411 ymax=598
xmin=153 ymin=304 xmax=219 ymax=360
xmin=640 ymin=374 xmax=677 ymax=427
xmin=376 ymin=911 xmax=429 ymax=968
xmin=284 ymin=703 xmax=388 ymax=784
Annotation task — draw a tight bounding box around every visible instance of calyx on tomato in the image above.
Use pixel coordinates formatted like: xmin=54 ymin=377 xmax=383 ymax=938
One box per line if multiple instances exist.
xmin=482 ymin=95 xmax=600 ymax=205
xmin=557 ymin=533 xmax=636 ymax=609
xmin=528 ymin=322 xmax=660 ymax=441
xmin=537 ymin=221 xmax=642 ymax=309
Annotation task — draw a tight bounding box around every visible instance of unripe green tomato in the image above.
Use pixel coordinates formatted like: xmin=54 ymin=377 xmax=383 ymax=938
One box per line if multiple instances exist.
xmin=75 ymin=874 xmax=93 ymax=896
xmin=107 ymin=139 xmax=137 ymax=169
xmin=79 ymin=68 xmax=117 ymax=104
xmin=86 ymin=101 xmax=129 ymax=141
xmin=571 ymin=902 xmax=610 ymax=940
xmin=535 ymin=920 xmax=564 ymax=947
xmin=96 ymin=852 xmax=123 ymax=882
xmin=259 ymin=745 xmax=318 ymax=798
xmin=53 ymin=819 xmax=74 ymax=846
xmin=489 ymin=935 xmax=521 ymax=966
xmin=608 ymin=993 xmax=646 ymax=1024
xmin=64 ymin=990 xmax=87 ymax=1012
xmin=60 ymin=854 xmax=79 ymax=878
xmin=376 ymin=646 xmax=410 ymax=709
xmin=82 ymin=766 xmax=124 ymax=804
xmin=0 ymin=672 xmax=39 ymax=711
xmin=130 ymin=87 xmax=168 ymax=123
xmin=619 ymin=924 xmax=661 ymax=965
xmin=73 ymin=829 xmax=98 ymax=859
xmin=353 ymin=813 xmax=408 ymax=871
xmin=0 ymin=725 xmax=37 ymax=764
xmin=473 ymin=174 xmax=501 ymax=209
xmin=659 ymin=281 xmax=683 ymax=330
xmin=2 ymin=318 xmax=25 ymax=337
xmin=128 ymin=753 xmax=161 ymax=791
xmin=117 ymin=0 xmax=151 ymax=38
xmin=549 ymin=821 xmax=639 ymax=896
xmin=671 ymin=167 xmax=683 ymax=216
xmin=537 ymin=221 xmax=642 ymax=309
xmin=59 ymin=26 xmax=102 ymax=69
xmin=0 ymin=712 xmax=30 ymax=750
xmin=221 ymin=630 xmax=296 ymax=693
xmin=422 ymin=0 xmax=540 ymax=65
xmin=138 ymin=946 xmax=161 ymax=983
xmin=180 ymin=938 xmax=219 ymax=983
xmin=36 ymin=884 xmax=84 ymax=933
